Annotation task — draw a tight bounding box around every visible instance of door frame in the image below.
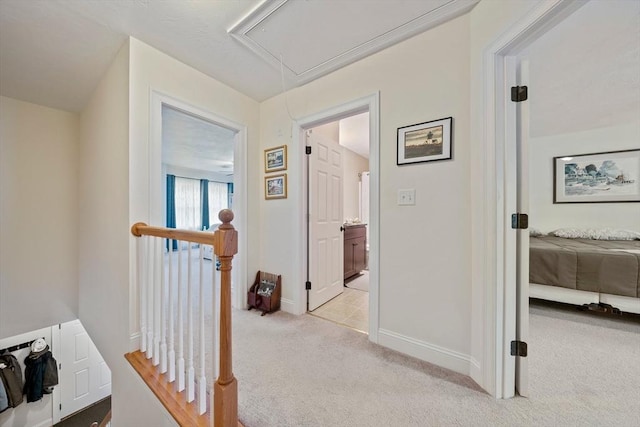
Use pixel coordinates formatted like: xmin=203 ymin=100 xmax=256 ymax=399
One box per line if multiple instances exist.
xmin=149 ymin=90 xmax=248 ymax=312
xmin=293 ymin=93 xmax=380 ymax=342
xmin=477 ymin=0 xmax=585 ymax=398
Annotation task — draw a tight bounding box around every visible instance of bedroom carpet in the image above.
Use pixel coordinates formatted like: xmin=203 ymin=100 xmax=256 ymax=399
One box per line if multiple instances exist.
xmin=232 ymin=300 xmax=640 ymax=427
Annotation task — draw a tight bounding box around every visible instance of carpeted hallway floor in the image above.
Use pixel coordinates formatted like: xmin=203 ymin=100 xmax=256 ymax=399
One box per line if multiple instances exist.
xmin=233 ymin=300 xmax=640 ymax=427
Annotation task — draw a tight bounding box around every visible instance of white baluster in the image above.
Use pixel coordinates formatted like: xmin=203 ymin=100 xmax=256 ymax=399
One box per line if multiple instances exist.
xmin=159 ymin=238 xmax=167 ymax=373
xmin=146 ymin=236 xmax=154 ymax=360
xmin=177 ymin=242 xmax=185 ymax=392
xmin=153 ymin=237 xmax=160 ymax=366
xmin=167 ymin=238 xmax=175 ymax=382
xmin=197 ymin=245 xmax=207 ymax=415
xmin=186 ymin=243 xmax=195 ymax=402
xmin=212 ymin=245 xmax=218 ymax=380
xmin=138 ymin=235 xmax=147 ymax=353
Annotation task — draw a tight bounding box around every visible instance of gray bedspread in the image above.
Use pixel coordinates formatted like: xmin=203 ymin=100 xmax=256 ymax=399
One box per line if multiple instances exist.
xmin=529 ymin=236 xmax=640 ymax=298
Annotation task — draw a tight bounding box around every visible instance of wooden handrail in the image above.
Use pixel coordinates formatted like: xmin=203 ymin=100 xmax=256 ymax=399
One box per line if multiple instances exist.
xmin=131 ymin=223 xmax=216 ymax=246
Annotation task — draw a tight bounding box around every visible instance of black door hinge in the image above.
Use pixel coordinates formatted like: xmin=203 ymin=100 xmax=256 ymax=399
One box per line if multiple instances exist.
xmin=511 ymin=340 xmax=528 ymax=357
xmin=511 ymin=213 xmax=528 ymax=229
xmin=59 ymin=404 xmax=62 ymax=410
xmin=305 ymin=281 xmax=312 ymax=290
xmin=511 ymin=86 xmax=528 ymax=102
xmin=306 ymin=146 xmax=312 ymax=155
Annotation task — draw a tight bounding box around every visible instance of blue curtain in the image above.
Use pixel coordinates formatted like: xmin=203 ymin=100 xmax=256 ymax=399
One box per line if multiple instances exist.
xmin=200 ymin=179 xmax=209 ymax=230
xmin=227 ymin=182 xmax=234 ymax=210
xmin=166 ymin=174 xmax=177 ymax=250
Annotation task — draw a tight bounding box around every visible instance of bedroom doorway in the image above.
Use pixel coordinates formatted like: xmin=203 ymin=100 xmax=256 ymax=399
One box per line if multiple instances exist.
xmin=294 ymin=93 xmax=380 ymax=342
xmin=498 ymin=0 xmax=640 ymax=402
xmin=150 ymin=91 xmax=248 ymax=309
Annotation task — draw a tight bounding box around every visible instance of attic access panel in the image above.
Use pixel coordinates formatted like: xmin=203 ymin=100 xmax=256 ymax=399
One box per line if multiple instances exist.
xmin=229 ymin=0 xmax=479 ymax=84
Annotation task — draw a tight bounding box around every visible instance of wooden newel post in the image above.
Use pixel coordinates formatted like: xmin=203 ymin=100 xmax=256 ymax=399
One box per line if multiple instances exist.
xmin=213 ymin=209 xmax=238 ymax=427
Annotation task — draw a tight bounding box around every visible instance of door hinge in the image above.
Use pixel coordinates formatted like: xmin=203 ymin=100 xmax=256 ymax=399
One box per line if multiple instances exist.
xmin=510 ymin=340 xmax=528 ymax=357
xmin=305 ymin=281 xmax=311 ymax=290
xmin=59 ymin=363 xmax=62 ymax=370
xmin=511 ymin=85 xmax=528 ymax=102
xmin=306 ymin=146 xmax=312 ymax=155
xmin=511 ymin=213 xmax=528 ymax=229
xmin=59 ymin=404 xmax=62 ymax=410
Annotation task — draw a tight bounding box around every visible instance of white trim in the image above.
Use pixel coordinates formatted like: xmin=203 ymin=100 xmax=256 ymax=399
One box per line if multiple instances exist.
xmin=293 ymin=93 xmax=380 ymax=343
xmin=479 ymin=0 xmax=586 ymax=398
xmin=148 ymin=90 xmax=249 ymax=312
xmin=279 ymin=297 xmax=296 ymax=314
xmin=228 ymin=0 xmax=479 ymax=86
xmin=378 ymin=329 xmax=471 ymax=376
xmin=129 ymin=331 xmax=142 ymax=352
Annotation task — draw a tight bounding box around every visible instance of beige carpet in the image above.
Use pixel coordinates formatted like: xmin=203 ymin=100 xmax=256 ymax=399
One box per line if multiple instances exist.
xmin=233 ymin=301 xmax=640 ymax=427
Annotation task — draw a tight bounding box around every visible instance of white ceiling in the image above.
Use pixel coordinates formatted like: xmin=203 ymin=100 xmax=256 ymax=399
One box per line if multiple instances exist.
xmin=0 ymin=0 xmax=478 ymax=113
xmin=340 ymin=112 xmax=370 ymax=159
xmin=520 ymin=0 xmax=640 ymax=138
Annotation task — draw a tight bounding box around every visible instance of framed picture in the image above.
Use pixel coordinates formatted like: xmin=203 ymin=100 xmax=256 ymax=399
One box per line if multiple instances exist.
xmin=265 ymin=174 xmax=287 ymax=200
xmin=397 ymin=117 xmax=452 ymax=165
xmin=554 ymin=149 xmax=640 ymax=203
xmin=264 ymin=145 xmax=287 ymax=173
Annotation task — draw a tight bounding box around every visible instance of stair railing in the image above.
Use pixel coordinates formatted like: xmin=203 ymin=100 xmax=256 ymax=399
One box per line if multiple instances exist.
xmin=130 ymin=209 xmax=238 ymax=426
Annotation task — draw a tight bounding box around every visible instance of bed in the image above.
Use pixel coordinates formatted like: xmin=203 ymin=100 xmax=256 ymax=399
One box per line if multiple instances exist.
xmin=529 ymin=235 xmax=640 ymax=314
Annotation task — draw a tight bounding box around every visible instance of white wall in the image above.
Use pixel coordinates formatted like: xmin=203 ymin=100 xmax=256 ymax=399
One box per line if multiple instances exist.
xmin=128 ymin=37 xmax=260 ymax=313
xmin=260 ymin=14 xmax=472 ymax=373
xmin=342 ymin=147 xmax=368 ymax=222
xmin=529 ymin=123 xmax=640 ymax=232
xmin=0 ymin=96 xmax=79 ymax=339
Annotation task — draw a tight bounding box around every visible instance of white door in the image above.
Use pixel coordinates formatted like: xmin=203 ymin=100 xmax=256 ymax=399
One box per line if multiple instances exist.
xmin=503 ymin=56 xmax=530 ymax=398
xmin=54 ymin=320 xmax=111 ymax=421
xmin=308 ymin=126 xmax=344 ymax=311
xmin=515 ymin=58 xmax=530 ymax=397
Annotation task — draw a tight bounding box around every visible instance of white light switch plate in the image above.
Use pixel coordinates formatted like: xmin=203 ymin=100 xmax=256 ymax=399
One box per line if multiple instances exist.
xmin=397 ymin=189 xmax=415 ymax=205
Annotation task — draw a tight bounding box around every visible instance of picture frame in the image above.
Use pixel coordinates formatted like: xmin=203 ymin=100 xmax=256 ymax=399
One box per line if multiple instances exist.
xmin=265 ymin=173 xmax=287 ymax=200
xmin=264 ymin=145 xmax=287 ymax=173
xmin=553 ymin=149 xmax=640 ymax=203
xmin=397 ymin=117 xmax=452 ymax=165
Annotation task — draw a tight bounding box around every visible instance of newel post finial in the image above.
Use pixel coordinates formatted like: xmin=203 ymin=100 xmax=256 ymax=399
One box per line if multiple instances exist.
xmin=218 ymin=209 xmax=234 ymax=230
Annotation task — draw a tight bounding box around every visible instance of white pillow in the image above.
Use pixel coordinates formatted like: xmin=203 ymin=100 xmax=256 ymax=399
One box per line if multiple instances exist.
xmin=529 ymin=228 xmax=545 ymax=237
xmin=552 ymin=228 xmax=640 ymax=240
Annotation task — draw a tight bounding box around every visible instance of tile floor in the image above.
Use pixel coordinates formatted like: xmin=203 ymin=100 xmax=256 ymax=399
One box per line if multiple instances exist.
xmin=310 ymin=286 xmax=369 ymax=333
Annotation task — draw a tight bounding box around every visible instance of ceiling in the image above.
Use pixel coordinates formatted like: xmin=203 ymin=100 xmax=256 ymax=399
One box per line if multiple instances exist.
xmin=2 ymin=0 xmax=637 ymax=168
xmin=520 ymin=0 xmax=640 ymax=138
xmin=0 ymin=0 xmax=478 ymax=113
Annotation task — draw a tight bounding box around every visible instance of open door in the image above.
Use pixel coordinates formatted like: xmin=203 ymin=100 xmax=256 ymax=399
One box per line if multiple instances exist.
xmin=307 ymin=125 xmax=344 ymax=311
xmin=515 ymin=58 xmax=530 ymax=397
xmin=504 ymin=56 xmax=530 ymax=398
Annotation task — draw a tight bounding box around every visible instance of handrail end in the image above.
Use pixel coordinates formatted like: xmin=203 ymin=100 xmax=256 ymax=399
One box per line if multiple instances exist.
xmin=131 ymin=222 xmax=148 ymax=237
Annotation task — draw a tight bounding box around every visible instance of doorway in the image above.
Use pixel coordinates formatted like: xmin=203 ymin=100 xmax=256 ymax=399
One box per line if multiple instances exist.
xmin=150 ymin=91 xmax=248 ymax=309
xmin=489 ymin=0 xmax=640 ymax=400
xmin=307 ymin=112 xmax=371 ymax=333
xmin=294 ymin=93 xmax=380 ymax=342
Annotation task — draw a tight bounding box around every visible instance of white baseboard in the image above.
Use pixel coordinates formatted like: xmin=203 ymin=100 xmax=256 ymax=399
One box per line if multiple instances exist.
xmin=129 ymin=332 xmax=141 ymax=352
xmin=378 ymin=329 xmax=471 ymax=376
xmin=33 ymin=419 xmax=54 ymax=427
xmin=280 ymin=298 xmax=301 ymax=314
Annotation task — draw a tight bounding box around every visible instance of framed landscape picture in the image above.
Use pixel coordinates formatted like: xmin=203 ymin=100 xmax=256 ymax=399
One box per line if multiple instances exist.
xmin=397 ymin=117 xmax=452 ymax=165
xmin=264 ymin=145 xmax=287 ymax=173
xmin=553 ymin=149 xmax=640 ymax=203
xmin=265 ymin=174 xmax=287 ymax=200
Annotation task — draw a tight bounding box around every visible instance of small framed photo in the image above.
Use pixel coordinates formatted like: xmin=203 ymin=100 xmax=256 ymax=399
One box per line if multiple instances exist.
xmin=265 ymin=174 xmax=287 ymax=200
xmin=554 ymin=149 xmax=640 ymax=203
xmin=264 ymin=145 xmax=287 ymax=173
xmin=397 ymin=117 xmax=452 ymax=165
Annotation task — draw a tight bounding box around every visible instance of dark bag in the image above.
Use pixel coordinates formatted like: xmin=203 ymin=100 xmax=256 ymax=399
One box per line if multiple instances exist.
xmin=0 ymin=352 xmax=24 ymax=407
xmin=43 ymin=353 xmax=59 ymax=391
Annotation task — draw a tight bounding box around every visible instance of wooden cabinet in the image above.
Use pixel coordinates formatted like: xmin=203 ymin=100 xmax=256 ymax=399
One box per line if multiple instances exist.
xmin=343 ymin=224 xmax=367 ymax=280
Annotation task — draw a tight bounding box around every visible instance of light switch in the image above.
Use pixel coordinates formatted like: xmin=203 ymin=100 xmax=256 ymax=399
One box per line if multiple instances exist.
xmin=397 ymin=189 xmax=415 ymax=206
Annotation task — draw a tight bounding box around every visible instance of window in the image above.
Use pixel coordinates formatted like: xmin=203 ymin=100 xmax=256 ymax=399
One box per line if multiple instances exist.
xmin=208 ymin=181 xmax=229 ymax=225
xmin=175 ymin=177 xmax=201 ymax=230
